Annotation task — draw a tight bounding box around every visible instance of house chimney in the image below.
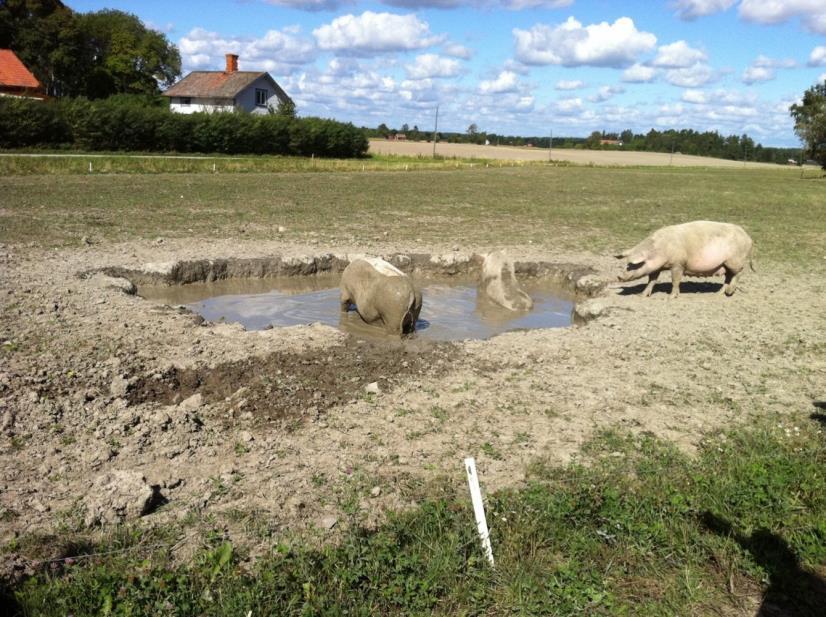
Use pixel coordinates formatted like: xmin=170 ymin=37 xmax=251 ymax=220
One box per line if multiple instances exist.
xmin=225 ymin=54 xmax=239 ymax=73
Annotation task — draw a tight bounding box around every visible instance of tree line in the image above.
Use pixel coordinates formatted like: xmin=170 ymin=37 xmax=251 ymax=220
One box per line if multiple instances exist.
xmin=0 ymin=0 xmax=180 ymax=98
xmin=367 ymin=123 xmax=804 ymax=166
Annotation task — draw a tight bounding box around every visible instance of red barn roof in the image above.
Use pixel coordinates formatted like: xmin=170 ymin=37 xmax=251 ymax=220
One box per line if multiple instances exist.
xmin=0 ymin=49 xmax=41 ymax=90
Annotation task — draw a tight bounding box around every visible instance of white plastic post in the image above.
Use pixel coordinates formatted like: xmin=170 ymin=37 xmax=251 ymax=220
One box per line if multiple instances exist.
xmin=88 ymin=161 xmax=92 ymax=173
xmin=464 ymin=457 xmax=494 ymax=567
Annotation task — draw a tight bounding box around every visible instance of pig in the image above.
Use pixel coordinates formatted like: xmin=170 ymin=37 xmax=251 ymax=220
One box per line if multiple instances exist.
xmin=616 ymin=221 xmax=754 ymax=298
xmin=340 ymin=257 xmax=422 ymax=335
xmin=479 ymin=250 xmax=534 ymax=311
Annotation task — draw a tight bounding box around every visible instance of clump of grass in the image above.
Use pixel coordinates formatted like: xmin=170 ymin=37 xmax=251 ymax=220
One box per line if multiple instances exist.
xmin=8 ymin=415 xmax=826 ymax=615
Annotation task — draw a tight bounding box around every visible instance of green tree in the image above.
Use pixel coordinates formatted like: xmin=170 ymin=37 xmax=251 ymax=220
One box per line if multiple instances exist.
xmin=272 ymin=98 xmax=296 ymax=118
xmin=790 ymin=80 xmax=826 ymax=168
xmin=78 ymin=9 xmax=180 ymax=98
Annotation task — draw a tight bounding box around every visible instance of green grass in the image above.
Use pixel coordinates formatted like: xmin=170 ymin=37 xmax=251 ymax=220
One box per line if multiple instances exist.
xmin=0 ymin=165 xmax=821 ymax=266
xmin=0 ymin=152 xmax=516 ymax=175
xmin=6 ymin=415 xmax=824 ymax=616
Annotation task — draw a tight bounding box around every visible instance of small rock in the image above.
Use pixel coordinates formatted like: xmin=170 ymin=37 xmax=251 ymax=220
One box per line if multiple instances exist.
xmin=277 ymin=226 xmax=287 ymax=233
xmin=84 ymin=470 xmax=164 ymax=527
xmin=178 ymin=393 xmax=203 ymax=412
xmin=81 ymin=235 xmax=93 ymax=246
xmin=154 ymin=237 xmax=164 ymax=245
xmin=370 ymin=486 xmax=381 ymax=497
xmin=319 ymin=515 xmax=338 ymax=530
xmin=109 ymin=375 xmax=129 ymax=398
xmin=239 ymin=430 xmax=254 ymax=443
xmin=364 ymin=382 xmax=380 ymax=395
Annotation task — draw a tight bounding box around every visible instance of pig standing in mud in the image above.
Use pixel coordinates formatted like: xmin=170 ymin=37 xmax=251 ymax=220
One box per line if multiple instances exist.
xmin=616 ymin=220 xmax=754 ymax=298
xmin=479 ymin=250 xmax=534 ymax=311
xmin=340 ymin=257 xmax=422 ymax=335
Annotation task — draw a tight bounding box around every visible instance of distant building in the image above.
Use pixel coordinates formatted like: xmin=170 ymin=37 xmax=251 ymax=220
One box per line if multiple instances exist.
xmin=0 ymin=49 xmax=46 ymax=100
xmin=163 ymin=54 xmax=291 ymax=114
xmin=391 ymin=133 xmax=407 ymax=141
xmin=599 ymin=139 xmax=623 ymax=146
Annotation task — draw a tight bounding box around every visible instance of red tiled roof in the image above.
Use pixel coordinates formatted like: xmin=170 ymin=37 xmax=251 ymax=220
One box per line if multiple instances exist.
xmin=162 ymin=71 xmax=266 ymax=98
xmin=0 ymin=49 xmax=41 ymax=89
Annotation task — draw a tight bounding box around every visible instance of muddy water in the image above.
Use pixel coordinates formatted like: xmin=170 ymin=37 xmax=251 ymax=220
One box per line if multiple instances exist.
xmin=140 ymin=275 xmax=573 ymax=341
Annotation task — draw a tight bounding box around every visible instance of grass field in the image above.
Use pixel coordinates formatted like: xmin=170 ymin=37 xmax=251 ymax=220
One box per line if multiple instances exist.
xmin=2 ymin=161 xmax=825 ymax=615
xmin=0 ymin=165 xmax=821 ymax=266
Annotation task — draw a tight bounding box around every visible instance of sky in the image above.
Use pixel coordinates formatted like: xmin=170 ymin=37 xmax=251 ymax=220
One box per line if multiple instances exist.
xmin=67 ymin=1 xmax=826 ymax=146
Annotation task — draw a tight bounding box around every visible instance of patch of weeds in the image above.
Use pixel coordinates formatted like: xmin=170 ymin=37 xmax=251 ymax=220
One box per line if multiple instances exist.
xmin=233 ymin=441 xmax=249 ymax=456
xmin=311 ymin=473 xmax=327 ymax=487
xmin=481 ymin=442 xmax=503 ymax=460
xmin=513 ymin=432 xmax=531 ymax=445
xmin=430 ymin=405 xmax=448 ymax=422
xmin=393 ymin=406 xmax=414 ymax=417
xmin=9 ymin=434 xmax=28 ymax=452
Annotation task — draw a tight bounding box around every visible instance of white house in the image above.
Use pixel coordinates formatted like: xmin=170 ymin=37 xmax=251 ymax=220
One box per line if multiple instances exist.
xmin=163 ymin=54 xmax=292 ymax=114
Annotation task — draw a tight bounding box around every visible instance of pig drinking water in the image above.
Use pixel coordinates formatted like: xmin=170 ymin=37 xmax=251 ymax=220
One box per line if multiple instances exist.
xmin=616 ymin=221 xmax=754 ymax=298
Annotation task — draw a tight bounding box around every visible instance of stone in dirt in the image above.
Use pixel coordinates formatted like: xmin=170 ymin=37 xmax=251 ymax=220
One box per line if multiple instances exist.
xmin=365 ymin=382 xmax=380 ymax=395
xmin=178 ymin=393 xmax=203 ymax=412
xmin=84 ymin=470 xmax=165 ymax=527
xmin=109 ymin=375 xmax=130 ymax=398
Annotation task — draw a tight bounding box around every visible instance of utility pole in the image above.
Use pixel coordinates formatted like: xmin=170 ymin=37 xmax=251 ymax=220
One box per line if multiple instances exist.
xmin=432 ymin=104 xmax=439 ymax=158
xmin=548 ymin=129 xmax=553 ymax=162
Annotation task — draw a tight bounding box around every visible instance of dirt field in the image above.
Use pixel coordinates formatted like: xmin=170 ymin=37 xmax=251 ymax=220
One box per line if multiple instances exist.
xmin=370 ymin=138 xmax=792 ymax=168
xmin=0 ymin=166 xmax=823 ymax=583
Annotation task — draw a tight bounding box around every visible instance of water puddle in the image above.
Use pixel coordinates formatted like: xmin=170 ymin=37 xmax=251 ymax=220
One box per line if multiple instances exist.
xmin=140 ymin=274 xmax=573 ymax=341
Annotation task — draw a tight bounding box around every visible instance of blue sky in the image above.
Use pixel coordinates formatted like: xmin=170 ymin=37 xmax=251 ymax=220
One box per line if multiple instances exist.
xmin=69 ymin=1 xmax=826 ymax=146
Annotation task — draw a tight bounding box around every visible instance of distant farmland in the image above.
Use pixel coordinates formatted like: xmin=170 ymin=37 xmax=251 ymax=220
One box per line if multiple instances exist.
xmin=370 ymin=138 xmax=793 ymax=168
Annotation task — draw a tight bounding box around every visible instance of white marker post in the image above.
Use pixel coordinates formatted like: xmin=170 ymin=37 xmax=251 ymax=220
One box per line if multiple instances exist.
xmin=464 ymin=457 xmax=494 ymax=567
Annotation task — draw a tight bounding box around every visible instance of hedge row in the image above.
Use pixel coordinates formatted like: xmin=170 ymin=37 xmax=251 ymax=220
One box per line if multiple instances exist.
xmin=0 ymin=97 xmax=369 ymax=157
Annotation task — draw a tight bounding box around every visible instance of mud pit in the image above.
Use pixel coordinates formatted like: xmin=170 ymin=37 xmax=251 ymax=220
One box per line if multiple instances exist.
xmin=139 ymin=275 xmax=574 ymax=341
xmin=1 ymin=238 xmax=824 ymax=577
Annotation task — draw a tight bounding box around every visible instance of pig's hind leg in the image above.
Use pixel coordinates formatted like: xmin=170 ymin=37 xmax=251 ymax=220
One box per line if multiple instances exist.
xmin=721 ymin=266 xmax=742 ymax=296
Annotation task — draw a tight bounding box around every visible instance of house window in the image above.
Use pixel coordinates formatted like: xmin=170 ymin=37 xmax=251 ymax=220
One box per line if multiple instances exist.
xmin=255 ymin=88 xmax=268 ymax=107
xmin=180 ymin=97 xmax=191 ymax=105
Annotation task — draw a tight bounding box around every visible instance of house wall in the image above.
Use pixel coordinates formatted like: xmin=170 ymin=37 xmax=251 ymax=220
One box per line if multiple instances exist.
xmin=234 ymin=75 xmax=287 ymax=115
xmin=169 ymin=97 xmax=234 ymax=114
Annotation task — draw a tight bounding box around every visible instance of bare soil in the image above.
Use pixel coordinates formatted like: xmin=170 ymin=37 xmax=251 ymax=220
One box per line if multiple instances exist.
xmin=370 ymin=139 xmax=793 ymax=168
xmin=1 ymin=237 xmax=824 ymax=571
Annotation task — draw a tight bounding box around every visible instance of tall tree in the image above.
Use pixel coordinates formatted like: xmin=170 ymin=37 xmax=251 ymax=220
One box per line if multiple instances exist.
xmin=790 ymin=80 xmax=826 ymax=169
xmin=78 ymin=9 xmax=180 ymax=98
xmin=0 ymin=3 xmax=180 ymax=98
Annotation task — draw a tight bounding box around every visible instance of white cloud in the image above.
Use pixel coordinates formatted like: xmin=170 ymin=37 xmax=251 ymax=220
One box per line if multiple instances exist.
xmin=652 ymin=40 xmax=707 ymax=68
xmin=555 ymin=79 xmax=585 ymax=90
xmin=752 ymin=54 xmax=797 ymax=68
xmin=682 ymin=89 xmax=708 ymax=103
xmin=502 ymin=0 xmax=573 ymax=8
xmin=589 ymin=84 xmax=625 ymax=103
xmin=739 ymin=0 xmax=826 ymax=34
xmin=742 ymin=66 xmax=774 ymax=84
xmin=622 ymin=63 xmax=657 ymax=82
xmin=405 ymin=53 xmax=461 ymax=79
xmin=443 ymin=42 xmax=473 ymax=59
xmin=809 ymin=46 xmax=826 ymax=66
xmin=665 ymin=63 xmax=714 ymax=87
xmin=553 ymin=97 xmax=584 ymax=115
xmin=513 ymin=17 xmax=656 ymax=68
xmin=313 ymin=12 xmax=441 ymax=54
xmin=479 ymin=70 xmax=519 ymax=94
xmin=264 ymin=0 xmax=351 ymax=10
xmin=672 ymin=0 xmax=736 ymax=19
xmin=179 ymin=27 xmax=315 ymax=74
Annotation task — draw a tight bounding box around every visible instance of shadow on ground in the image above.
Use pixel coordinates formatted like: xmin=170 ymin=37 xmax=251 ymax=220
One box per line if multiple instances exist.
xmin=701 ymin=512 xmax=826 ymax=616
xmin=617 ymin=281 xmax=724 ymax=296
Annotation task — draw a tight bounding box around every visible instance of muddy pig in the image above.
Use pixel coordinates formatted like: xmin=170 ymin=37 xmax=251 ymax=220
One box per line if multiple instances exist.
xmin=480 ymin=250 xmax=534 ymax=311
xmin=340 ymin=257 xmax=422 ymax=335
xmin=616 ymin=220 xmax=754 ymax=298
